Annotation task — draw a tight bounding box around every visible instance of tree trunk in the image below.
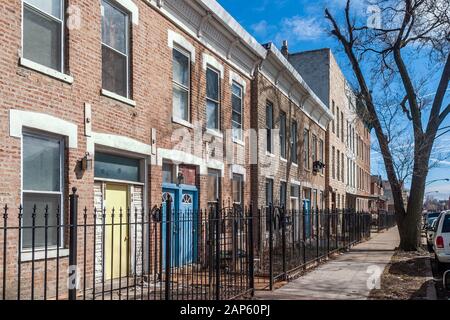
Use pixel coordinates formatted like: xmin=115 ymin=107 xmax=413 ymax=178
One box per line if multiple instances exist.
xmin=396 ymin=141 xmax=432 ymax=251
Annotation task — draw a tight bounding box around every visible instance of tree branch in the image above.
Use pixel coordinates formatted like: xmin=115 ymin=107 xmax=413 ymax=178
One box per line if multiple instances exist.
xmin=400 ymin=95 xmax=412 ymax=121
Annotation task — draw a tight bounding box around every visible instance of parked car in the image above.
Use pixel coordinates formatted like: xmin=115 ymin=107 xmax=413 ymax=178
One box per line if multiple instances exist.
xmin=432 ymin=211 xmax=450 ymax=271
xmin=427 ymin=218 xmax=439 ymax=251
xmin=424 ymin=212 xmax=441 ymax=230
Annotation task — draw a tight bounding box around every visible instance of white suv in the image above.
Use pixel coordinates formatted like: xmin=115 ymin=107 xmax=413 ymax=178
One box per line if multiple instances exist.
xmin=433 ymin=210 xmax=450 ymax=271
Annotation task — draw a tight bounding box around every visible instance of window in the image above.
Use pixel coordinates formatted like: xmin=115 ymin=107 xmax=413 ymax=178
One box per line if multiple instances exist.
xmin=337 ymin=150 xmax=340 ymax=181
xmin=319 ymin=139 xmax=324 ymax=174
xmin=279 ymin=111 xmax=286 ymax=159
xmin=441 ymin=215 xmax=450 ymax=233
xmin=266 ymin=101 xmax=273 ymax=153
xmin=207 ymin=169 xmax=220 ymax=204
xmin=232 ymin=174 xmax=243 ymax=205
xmin=341 ymin=153 xmax=345 ymax=183
xmin=280 ymin=181 xmax=287 ymax=208
xmin=265 ymin=178 xmax=273 ymax=231
xmin=101 ymin=0 xmax=130 ymax=98
xmin=320 ymin=191 xmax=324 ymax=210
xmin=312 ymin=189 xmax=317 ymax=211
xmin=303 ymin=129 xmax=310 ymax=169
xmin=95 ymin=152 xmax=141 ymax=182
xmin=332 ymin=146 xmax=335 ymax=179
xmin=206 ymin=68 xmax=220 ymax=130
xmin=332 ymin=100 xmax=335 ymax=133
xmin=341 ymin=112 xmax=344 ymax=142
xmin=172 ymin=48 xmax=190 ymax=122
xmin=291 ymin=120 xmax=298 ymax=164
xmin=265 ymin=179 xmax=273 ymax=207
xmin=347 ymin=121 xmax=350 ymax=147
xmin=312 ymin=134 xmax=317 ymax=162
xmin=291 ymin=184 xmax=300 ymax=199
xmin=23 ymin=0 xmax=64 ymax=71
xmin=162 ymin=162 xmax=176 ymax=184
xmin=22 ymin=133 xmax=63 ymax=250
xmin=336 ymin=107 xmax=340 ymax=138
xmin=182 ymin=194 xmax=192 ymax=204
xmin=231 ymin=82 xmax=243 ymax=141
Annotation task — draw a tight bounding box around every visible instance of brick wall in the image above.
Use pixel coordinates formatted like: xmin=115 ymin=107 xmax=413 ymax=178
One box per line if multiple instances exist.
xmin=0 ymin=0 xmax=253 ymax=298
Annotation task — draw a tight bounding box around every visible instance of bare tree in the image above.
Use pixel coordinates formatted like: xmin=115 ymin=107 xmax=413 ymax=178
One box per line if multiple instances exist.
xmin=325 ymin=0 xmax=450 ymax=250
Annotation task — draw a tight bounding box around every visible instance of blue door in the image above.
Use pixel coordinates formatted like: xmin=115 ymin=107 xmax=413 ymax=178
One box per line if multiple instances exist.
xmin=303 ymin=200 xmax=311 ymax=239
xmin=178 ymin=190 xmax=196 ymax=266
xmin=162 ymin=189 xmax=177 ymax=268
xmin=162 ymin=185 xmax=198 ymax=268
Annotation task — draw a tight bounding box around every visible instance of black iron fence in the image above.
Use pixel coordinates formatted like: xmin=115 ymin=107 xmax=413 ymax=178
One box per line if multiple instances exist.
xmin=0 ymin=190 xmax=396 ymax=300
xmin=252 ymin=205 xmax=377 ymax=290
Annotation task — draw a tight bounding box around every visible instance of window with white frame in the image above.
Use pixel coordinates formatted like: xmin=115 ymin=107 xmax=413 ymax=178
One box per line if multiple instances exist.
xmin=207 ymin=169 xmax=221 ymax=204
xmin=206 ymin=68 xmax=220 ymax=131
xmin=279 ymin=111 xmax=286 ymax=159
xmin=303 ymin=129 xmax=310 ymax=170
xmin=172 ymin=47 xmax=190 ymax=122
xmin=291 ymin=120 xmax=298 ymax=164
xmin=312 ymin=134 xmax=317 ymax=163
xmin=23 ymin=0 xmax=65 ymax=71
xmin=231 ymin=82 xmax=243 ymax=141
xmin=319 ymin=138 xmax=324 ymax=174
xmin=22 ymin=133 xmax=64 ymax=250
xmin=266 ymin=101 xmax=273 ymax=153
xmin=232 ymin=173 xmax=243 ymax=205
xmin=101 ymin=0 xmax=130 ymax=98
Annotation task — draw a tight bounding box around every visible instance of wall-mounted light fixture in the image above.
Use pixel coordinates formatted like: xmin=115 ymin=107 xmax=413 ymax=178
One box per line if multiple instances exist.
xmin=81 ymin=152 xmax=93 ymax=171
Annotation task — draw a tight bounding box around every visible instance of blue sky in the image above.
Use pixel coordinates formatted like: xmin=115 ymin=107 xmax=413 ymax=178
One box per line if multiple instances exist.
xmin=219 ymin=0 xmax=450 ymax=200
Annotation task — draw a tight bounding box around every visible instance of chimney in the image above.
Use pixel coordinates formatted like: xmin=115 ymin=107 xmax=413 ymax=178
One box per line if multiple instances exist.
xmin=281 ymin=40 xmax=289 ymax=57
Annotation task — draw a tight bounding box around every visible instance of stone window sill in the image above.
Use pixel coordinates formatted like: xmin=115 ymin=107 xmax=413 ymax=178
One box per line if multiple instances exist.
xmin=20 ymin=58 xmax=74 ymax=84
xmin=101 ymin=89 xmax=136 ymax=107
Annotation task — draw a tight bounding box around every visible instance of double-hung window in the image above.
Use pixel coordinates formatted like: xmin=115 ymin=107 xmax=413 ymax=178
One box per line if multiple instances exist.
xmin=231 ymin=82 xmax=243 ymax=141
xmin=172 ymin=48 xmax=190 ymax=122
xmin=319 ymin=138 xmax=324 ymax=174
xmin=291 ymin=120 xmax=298 ymax=164
xmin=232 ymin=174 xmax=243 ymax=205
xmin=23 ymin=0 xmax=65 ymax=71
xmin=266 ymin=101 xmax=273 ymax=153
xmin=303 ymin=129 xmax=310 ymax=170
xmin=336 ymin=107 xmax=340 ymax=138
xmin=22 ymin=133 xmax=64 ymax=250
xmin=280 ymin=181 xmax=287 ymax=208
xmin=265 ymin=178 xmax=273 ymax=232
xmin=101 ymin=0 xmax=130 ymax=98
xmin=207 ymin=169 xmax=221 ymax=206
xmin=265 ymin=179 xmax=273 ymax=207
xmin=206 ymin=68 xmax=220 ymax=131
xmin=279 ymin=111 xmax=286 ymax=159
xmin=332 ymin=146 xmax=336 ymax=179
xmin=312 ymin=134 xmax=317 ymax=163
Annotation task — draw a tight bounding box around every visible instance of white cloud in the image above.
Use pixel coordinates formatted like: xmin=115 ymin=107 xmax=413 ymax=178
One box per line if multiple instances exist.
xmin=276 ymin=16 xmax=325 ymax=43
xmin=251 ymin=20 xmax=271 ymax=38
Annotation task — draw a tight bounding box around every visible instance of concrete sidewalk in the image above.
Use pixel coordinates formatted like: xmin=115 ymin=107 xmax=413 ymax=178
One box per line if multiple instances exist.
xmin=255 ymin=227 xmax=400 ymax=300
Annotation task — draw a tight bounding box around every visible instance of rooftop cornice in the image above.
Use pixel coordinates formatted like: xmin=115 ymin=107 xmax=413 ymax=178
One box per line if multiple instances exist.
xmin=262 ymin=43 xmax=334 ymax=129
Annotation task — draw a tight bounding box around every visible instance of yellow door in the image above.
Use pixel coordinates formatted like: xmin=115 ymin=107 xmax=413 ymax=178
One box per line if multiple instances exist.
xmin=105 ymin=183 xmax=129 ymax=280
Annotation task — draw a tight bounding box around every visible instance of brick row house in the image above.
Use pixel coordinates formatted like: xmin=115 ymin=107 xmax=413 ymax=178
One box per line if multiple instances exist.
xmin=286 ymin=47 xmax=372 ymax=211
xmin=250 ymin=43 xmax=331 ymax=250
xmin=0 ymin=0 xmax=367 ymax=299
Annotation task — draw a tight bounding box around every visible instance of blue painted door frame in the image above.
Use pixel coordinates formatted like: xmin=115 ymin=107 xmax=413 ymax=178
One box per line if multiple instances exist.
xmin=303 ymin=199 xmax=311 ymax=239
xmin=162 ymin=183 xmax=198 ymax=268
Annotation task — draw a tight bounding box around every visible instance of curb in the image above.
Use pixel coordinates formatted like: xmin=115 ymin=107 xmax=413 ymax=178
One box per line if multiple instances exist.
xmin=425 ymin=255 xmax=437 ymax=300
